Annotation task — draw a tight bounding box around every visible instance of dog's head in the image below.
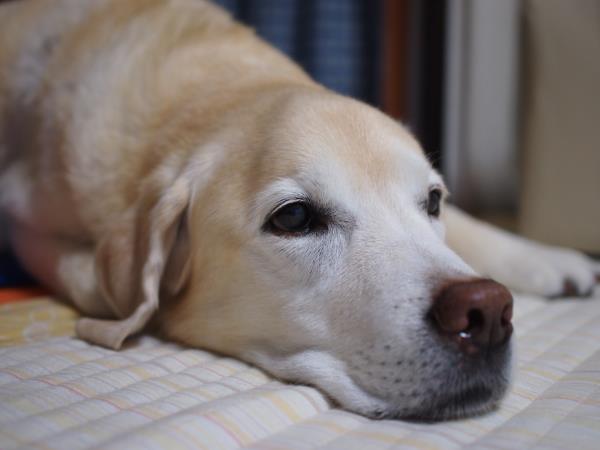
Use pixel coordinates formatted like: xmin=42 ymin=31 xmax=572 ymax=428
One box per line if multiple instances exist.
xmin=97 ymin=88 xmax=513 ymax=421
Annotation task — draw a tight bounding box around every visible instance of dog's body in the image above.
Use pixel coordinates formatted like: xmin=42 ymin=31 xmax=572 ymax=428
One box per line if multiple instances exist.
xmin=1 ymin=0 xmax=598 ymax=420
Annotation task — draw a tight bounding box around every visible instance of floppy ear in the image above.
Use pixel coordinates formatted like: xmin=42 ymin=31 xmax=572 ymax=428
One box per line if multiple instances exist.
xmin=76 ymin=172 xmax=192 ymax=349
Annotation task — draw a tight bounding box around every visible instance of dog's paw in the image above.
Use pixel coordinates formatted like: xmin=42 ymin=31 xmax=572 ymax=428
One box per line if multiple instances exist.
xmin=489 ymin=243 xmax=599 ymax=299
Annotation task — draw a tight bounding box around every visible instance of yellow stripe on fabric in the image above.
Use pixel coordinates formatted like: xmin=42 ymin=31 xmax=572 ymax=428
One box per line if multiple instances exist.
xmin=267 ymin=393 xmax=304 ymax=422
xmin=206 ymin=411 xmax=255 ymax=445
xmin=304 ymin=417 xmax=352 ymax=434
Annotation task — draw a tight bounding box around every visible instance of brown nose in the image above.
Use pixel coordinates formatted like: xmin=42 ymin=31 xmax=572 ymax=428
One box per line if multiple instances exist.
xmin=430 ymin=279 xmax=513 ymax=354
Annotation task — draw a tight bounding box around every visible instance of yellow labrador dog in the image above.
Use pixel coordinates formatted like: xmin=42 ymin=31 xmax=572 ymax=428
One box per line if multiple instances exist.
xmin=1 ymin=0 xmax=598 ymax=420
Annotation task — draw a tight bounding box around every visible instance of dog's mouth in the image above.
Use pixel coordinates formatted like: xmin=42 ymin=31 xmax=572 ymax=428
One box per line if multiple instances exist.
xmin=354 ymin=337 xmax=513 ymax=422
xmin=398 ymin=383 xmax=498 ymax=422
xmin=402 ymin=350 xmax=512 ymax=422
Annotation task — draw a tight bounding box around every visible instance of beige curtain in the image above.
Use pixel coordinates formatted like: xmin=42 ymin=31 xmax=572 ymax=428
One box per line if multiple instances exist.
xmin=519 ymin=0 xmax=600 ymax=252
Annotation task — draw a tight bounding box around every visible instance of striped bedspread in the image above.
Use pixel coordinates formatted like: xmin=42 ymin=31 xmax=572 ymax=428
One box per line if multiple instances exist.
xmin=1 ymin=291 xmax=599 ymax=449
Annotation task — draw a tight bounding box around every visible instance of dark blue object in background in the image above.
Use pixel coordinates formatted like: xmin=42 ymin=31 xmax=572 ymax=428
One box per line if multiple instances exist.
xmin=213 ymin=0 xmax=381 ymax=105
xmin=0 ymin=250 xmax=35 ymax=288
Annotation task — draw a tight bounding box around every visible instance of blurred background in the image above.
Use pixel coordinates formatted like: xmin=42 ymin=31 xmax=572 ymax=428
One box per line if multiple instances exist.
xmin=215 ymin=0 xmax=600 ymax=253
xmin=1 ymin=0 xmax=599 ymax=288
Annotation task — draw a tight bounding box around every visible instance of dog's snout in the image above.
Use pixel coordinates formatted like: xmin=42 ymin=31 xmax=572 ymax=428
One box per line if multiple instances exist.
xmin=430 ymin=279 xmax=513 ymax=354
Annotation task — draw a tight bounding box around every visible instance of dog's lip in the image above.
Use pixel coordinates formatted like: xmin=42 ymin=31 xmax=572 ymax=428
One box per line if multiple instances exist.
xmin=433 ymin=383 xmax=494 ymax=413
xmin=382 ymin=342 xmax=511 ymax=421
xmin=397 ymin=383 xmax=498 ymax=422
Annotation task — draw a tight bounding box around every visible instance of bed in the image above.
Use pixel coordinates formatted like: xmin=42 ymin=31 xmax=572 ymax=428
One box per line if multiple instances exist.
xmin=1 ymin=289 xmax=599 ymax=450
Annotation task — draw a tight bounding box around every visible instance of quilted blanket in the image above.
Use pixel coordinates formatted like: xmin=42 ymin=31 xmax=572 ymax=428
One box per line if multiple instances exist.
xmin=1 ymin=291 xmax=599 ymax=450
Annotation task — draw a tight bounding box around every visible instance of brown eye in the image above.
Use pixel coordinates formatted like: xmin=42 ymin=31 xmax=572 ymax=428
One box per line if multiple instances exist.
xmin=427 ymin=189 xmax=442 ymax=217
xmin=269 ymin=202 xmax=312 ymax=233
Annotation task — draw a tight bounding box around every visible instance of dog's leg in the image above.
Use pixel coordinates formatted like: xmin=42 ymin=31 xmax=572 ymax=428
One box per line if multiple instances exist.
xmin=9 ymin=222 xmax=112 ymax=317
xmin=443 ymin=205 xmax=599 ymax=297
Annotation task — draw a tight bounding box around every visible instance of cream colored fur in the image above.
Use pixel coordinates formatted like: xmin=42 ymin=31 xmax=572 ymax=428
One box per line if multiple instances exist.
xmin=0 ymin=0 xmax=598 ymax=420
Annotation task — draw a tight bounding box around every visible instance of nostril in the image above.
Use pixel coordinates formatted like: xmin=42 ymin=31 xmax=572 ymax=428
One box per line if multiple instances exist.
xmin=466 ymin=309 xmax=485 ymax=333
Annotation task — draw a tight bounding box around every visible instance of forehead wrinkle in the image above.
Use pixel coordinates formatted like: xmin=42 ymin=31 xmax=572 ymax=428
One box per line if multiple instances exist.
xmin=293 ymin=153 xmax=430 ymax=231
xmin=304 ymin=138 xmax=432 ymax=198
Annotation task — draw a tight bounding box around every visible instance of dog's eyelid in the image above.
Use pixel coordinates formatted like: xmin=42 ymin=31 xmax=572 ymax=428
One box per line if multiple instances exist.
xmin=428 ymin=184 xmax=449 ymax=206
xmin=421 ymin=184 xmax=445 ymax=219
xmin=263 ymin=196 xmax=329 ymax=235
xmin=429 ymin=183 xmax=447 ymax=195
xmin=263 ymin=195 xmax=355 ymax=237
xmin=269 ymin=196 xmax=310 ymax=217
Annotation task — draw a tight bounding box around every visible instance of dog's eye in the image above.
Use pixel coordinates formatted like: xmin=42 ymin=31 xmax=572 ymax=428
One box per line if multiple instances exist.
xmin=427 ymin=189 xmax=442 ymax=217
xmin=269 ymin=202 xmax=313 ymax=234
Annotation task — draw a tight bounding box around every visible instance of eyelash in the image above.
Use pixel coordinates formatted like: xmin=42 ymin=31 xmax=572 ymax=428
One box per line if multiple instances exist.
xmin=263 ymin=199 xmax=330 ymax=235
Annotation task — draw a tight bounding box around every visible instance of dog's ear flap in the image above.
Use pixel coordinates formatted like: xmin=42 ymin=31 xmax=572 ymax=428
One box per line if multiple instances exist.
xmin=76 ymin=174 xmax=192 ymax=349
